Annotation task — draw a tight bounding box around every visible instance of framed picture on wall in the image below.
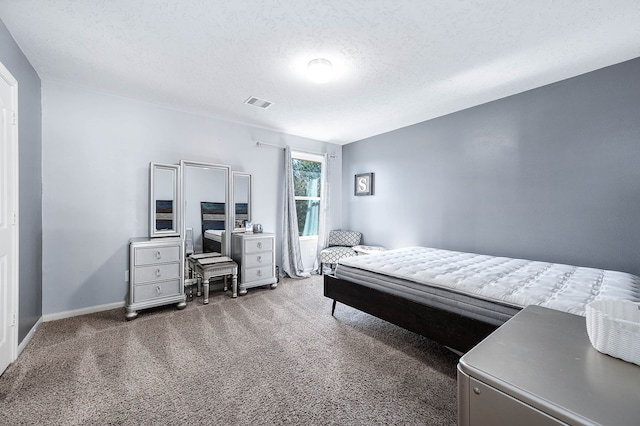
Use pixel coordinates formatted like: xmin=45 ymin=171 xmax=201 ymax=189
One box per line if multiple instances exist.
xmin=354 ymin=172 xmax=374 ymax=196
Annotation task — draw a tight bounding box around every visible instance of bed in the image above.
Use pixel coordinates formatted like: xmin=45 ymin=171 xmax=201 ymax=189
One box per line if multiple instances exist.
xmin=201 ymin=201 xmax=225 ymax=252
xmin=324 ymin=246 xmax=640 ymax=352
xmin=204 ymin=230 xmax=224 ymax=254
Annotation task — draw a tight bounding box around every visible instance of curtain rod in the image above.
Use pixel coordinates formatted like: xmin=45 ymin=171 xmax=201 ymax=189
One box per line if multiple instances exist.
xmin=255 ymin=141 xmax=337 ymax=159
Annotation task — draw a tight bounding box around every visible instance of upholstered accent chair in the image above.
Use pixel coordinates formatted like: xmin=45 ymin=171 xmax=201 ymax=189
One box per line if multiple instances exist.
xmin=319 ymin=230 xmax=362 ymax=274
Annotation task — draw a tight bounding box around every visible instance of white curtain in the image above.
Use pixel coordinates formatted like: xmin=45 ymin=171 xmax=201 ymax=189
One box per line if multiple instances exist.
xmin=313 ymin=153 xmax=329 ymax=274
xmin=281 ymin=146 xmax=310 ymax=278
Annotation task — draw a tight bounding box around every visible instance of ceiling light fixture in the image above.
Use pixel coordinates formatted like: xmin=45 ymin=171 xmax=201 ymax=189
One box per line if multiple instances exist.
xmin=307 ymin=58 xmax=333 ymax=84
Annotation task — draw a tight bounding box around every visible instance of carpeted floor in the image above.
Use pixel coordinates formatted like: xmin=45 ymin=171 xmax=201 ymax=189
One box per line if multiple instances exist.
xmin=0 ymin=275 xmax=460 ymax=425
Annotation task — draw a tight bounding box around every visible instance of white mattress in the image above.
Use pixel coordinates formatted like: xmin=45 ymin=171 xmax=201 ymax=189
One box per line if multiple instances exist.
xmin=335 ymin=247 xmax=640 ymax=325
xmin=204 ymin=230 xmax=224 ymax=241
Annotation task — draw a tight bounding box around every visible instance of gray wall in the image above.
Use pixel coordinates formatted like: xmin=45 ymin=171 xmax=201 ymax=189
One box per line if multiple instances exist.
xmin=343 ymin=57 xmax=640 ymax=276
xmin=0 ymin=20 xmax=43 ymax=342
xmin=42 ymin=80 xmax=342 ymax=315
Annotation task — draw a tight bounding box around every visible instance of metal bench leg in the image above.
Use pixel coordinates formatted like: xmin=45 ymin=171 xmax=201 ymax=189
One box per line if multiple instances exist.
xmin=331 ymin=300 xmax=337 ymax=316
xmin=232 ymin=273 xmax=238 ymax=298
xmin=184 ymin=278 xmax=198 ymax=301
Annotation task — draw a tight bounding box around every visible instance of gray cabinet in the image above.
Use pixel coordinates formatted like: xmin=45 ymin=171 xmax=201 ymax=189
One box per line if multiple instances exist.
xmin=126 ymin=237 xmax=186 ymax=320
xmin=231 ymin=232 xmax=277 ymax=295
xmin=458 ymin=305 xmax=640 ymax=426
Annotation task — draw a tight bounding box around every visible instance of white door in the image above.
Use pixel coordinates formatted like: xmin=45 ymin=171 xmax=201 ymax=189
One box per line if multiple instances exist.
xmin=0 ymin=61 xmax=18 ymax=376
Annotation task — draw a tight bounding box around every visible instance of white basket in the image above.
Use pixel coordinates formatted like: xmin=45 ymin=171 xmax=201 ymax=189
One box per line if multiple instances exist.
xmin=585 ymin=299 xmax=640 ymax=366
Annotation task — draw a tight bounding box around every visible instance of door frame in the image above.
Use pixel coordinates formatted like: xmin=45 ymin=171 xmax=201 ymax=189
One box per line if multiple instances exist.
xmin=0 ymin=59 xmax=19 ymax=372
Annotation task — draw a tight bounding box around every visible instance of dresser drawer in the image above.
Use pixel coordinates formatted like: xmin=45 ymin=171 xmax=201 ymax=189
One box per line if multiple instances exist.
xmin=133 ymin=279 xmax=181 ymax=303
xmin=134 ymin=262 xmax=180 ymax=283
xmin=134 ymin=245 xmax=180 ymax=266
xmin=244 ymin=251 xmax=274 ymax=268
xmin=243 ymin=265 xmax=274 ymax=283
xmin=244 ymin=237 xmax=273 ymax=254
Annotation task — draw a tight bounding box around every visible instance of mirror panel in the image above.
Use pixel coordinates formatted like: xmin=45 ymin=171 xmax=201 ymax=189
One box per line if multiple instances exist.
xmin=181 ymin=160 xmax=231 ymax=255
xmin=150 ymin=162 xmax=180 ymax=238
xmin=232 ymin=172 xmax=251 ymax=231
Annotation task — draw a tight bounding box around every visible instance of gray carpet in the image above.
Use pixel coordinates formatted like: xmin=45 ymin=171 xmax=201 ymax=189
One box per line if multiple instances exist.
xmin=0 ymin=275 xmax=459 ymax=425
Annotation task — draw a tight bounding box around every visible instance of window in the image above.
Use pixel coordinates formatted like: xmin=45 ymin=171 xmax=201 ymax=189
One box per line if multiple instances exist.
xmin=291 ymin=152 xmax=323 ymax=238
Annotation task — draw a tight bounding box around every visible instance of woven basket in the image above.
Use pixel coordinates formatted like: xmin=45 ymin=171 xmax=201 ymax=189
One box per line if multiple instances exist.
xmin=585 ymin=299 xmax=640 ymax=366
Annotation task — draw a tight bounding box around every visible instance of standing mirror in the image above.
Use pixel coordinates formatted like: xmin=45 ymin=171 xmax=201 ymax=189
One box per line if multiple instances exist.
xmin=150 ymin=162 xmax=181 ymax=238
xmin=232 ymin=172 xmax=251 ymax=231
xmin=181 ymin=160 xmax=231 ymax=255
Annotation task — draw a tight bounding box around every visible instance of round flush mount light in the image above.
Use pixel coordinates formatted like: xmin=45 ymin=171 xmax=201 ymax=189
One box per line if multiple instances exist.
xmin=307 ymin=58 xmax=333 ymax=84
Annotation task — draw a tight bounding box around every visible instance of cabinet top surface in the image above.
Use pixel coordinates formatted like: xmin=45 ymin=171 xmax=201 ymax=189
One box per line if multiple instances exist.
xmin=130 ymin=237 xmax=183 ymax=245
xmin=459 ymin=305 xmax=640 ymax=425
xmin=233 ymin=232 xmax=274 ymax=238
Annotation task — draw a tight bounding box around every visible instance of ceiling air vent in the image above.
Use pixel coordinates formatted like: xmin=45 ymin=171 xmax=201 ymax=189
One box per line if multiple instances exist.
xmin=244 ymin=96 xmax=273 ymax=109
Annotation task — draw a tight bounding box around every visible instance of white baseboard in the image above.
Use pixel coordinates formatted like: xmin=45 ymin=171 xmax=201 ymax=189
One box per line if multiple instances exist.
xmin=43 ymin=301 xmax=125 ymax=322
xmin=17 ymin=317 xmax=43 ymax=356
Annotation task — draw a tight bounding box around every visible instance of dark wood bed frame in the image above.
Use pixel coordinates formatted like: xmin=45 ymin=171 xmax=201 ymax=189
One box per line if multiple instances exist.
xmin=324 ymin=274 xmax=501 ymax=353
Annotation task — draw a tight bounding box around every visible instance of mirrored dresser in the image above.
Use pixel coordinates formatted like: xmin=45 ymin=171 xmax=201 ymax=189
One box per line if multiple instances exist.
xmin=231 ymin=232 xmax=277 ymax=295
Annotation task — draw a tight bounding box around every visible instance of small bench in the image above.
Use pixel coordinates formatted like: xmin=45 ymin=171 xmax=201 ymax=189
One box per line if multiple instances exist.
xmin=188 ymin=254 xmax=238 ymax=303
xmin=186 ymin=252 xmax=221 ymax=297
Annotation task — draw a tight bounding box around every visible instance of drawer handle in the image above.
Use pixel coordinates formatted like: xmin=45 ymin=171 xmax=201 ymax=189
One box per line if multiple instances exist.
xmin=155 ymin=286 xmax=162 ymax=295
xmin=155 ymin=250 xmax=162 ymax=259
xmin=257 ymin=242 xmax=262 ymax=249
xmin=473 ymin=387 xmax=480 ymax=395
xmin=155 ymin=268 xmax=161 ymax=278
xmin=257 ymin=270 xmax=262 ymax=277
xmin=257 ymin=255 xmax=262 ymax=263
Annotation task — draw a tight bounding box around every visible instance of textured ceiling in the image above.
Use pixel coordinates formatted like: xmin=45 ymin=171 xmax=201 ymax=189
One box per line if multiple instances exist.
xmin=1 ymin=1 xmax=640 ymax=145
